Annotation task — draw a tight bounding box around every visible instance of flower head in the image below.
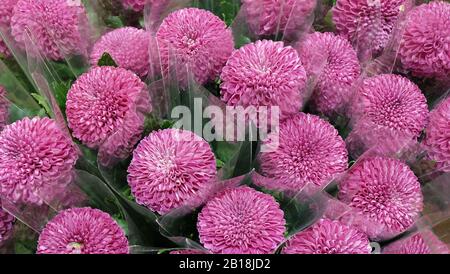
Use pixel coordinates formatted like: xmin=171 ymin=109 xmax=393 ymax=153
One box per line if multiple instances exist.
xmin=339 ymin=157 xmax=423 ymax=239
xmin=242 ymin=0 xmax=316 ymax=38
xmin=66 ymin=66 xmax=150 ymax=164
xmin=0 ymin=117 xmax=78 ymax=204
xmin=90 ymin=27 xmax=153 ymax=78
xmin=349 ymin=74 xmax=428 ymax=153
xmin=127 ymin=129 xmax=217 ymax=215
xmin=423 ymin=97 xmax=450 ymax=172
xmin=11 ymin=0 xmax=88 ymax=60
xmin=157 ymin=8 xmax=234 ymax=85
xmin=296 ymin=32 xmax=360 ymax=114
xmin=258 ymin=113 xmax=348 ymax=191
xmin=0 ymin=86 xmax=9 ymax=131
xmin=220 ymin=40 xmax=307 ymax=119
xmin=37 ymin=207 xmax=129 ymax=254
xmin=333 ymin=0 xmax=406 ymax=55
xmin=0 ymin=0 xmax=18 ymax=27
xmin=0 ymin=202 xmax=15 ymax=245
xmin=197 ymin=186 xmax=286 ymax=254
xmin=398 ymin=1 xmax=450 ymax=79
xmin=383 ymin=231 xmax=449 ymax=254
xmin=282 ymin=219 xmax=371 ymax=254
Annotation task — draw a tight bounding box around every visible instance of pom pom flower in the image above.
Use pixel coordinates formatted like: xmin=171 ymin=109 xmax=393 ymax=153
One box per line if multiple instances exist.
xmin=220 ymin=40 xmax=307 ymax=119
xmin=157 ymin=8 xmax=234 ymax=85
xmin=258 ymin=113 xmax=348 ymax=191
xmin=242 ymin=0 xmax=316 ymax=38
xmin=296 ymin=32 xmax=360 ymax=114
xmin=90 ymin=27 xmax=152 ymax=78
xmin=423 ymin=97 xmax=450 ymax=172
xmin=127 ymin=129 xmax=217 ymax=215
xmin=398 ymin=1 xmax=450 ymax=79
xmin=282 ymin=219 xmax=371 ymax=254
xmin=11 ymin=0 xmax=88 ymax=61
xmin=333 ymin=0 xmax=406 ymax=55
xmin=37 ymin=207 xmax=129 ymax=254
xmin=66 ymin=66 xmax=150 ymax=164
xmin=0 ymin=117 xmax=78 ymax=204
xmin=339 ymin=157 xmax=423 ymax=239
xmin=349 ymin=74 xmax=428 ymax=153
xmin=0 ymin=203 xmax=15 ymax=245
xmin=383 ymin=231 xmax=449 ymax=254
xmin=0 ymin=86 xmax=9 ymax=131
xmin=197 ymin=186 xmax=286 ymax=254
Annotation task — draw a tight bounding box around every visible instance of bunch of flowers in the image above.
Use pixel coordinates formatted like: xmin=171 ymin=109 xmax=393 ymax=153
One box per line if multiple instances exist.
xmin=0 ymin=0 xmax=448 ymax=255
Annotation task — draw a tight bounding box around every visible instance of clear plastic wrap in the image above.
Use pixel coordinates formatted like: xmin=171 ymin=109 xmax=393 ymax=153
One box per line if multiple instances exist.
xmin=231 ymin=0 xmax=318 ymax=44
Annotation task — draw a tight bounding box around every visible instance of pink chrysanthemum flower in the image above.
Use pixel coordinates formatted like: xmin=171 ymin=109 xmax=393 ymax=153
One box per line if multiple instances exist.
xmin=0 ymin=202 xmax=15 ymax=245
xmin=66 ymin=66 xmax=150 ymax=165
xmin=90 ymin=27 xmax=152 ymax=78
xmin=339 ymin=157 xmax=423 ymax=239
xmin=127 ymin=129 xmax=217 ymax=215
xmin=333 ymin=0 xmax=406 ymax=55
xmin=383 ymin=231 xmax=449 ymax=254
xmin=258 ymin=113 xmax=348 ymax=191
xmin=282 ymin=219 xmax=371 ymax=254
xmin=0 ymin=0 xmax=18 ymax=26
xmin=11 ymin=0 xmax=88 ymax=61
xmin=121 ymin=0 xmax=146 ymax=11
xmin=37 ymin=207 xmax=129 ymax=254
xmin=296 ymin=32 xmax=360 ymax=114
xmin=157 ymin=8 xmax=234 ymax=85
xmin=242 ymin=0 xmax=316 ymax=38
xmin=0 ymin=86 xmax=9 ymax=131
xmin=349 ymin=74 xmax=428 ymax=153
xmin=197 ymin=186 xmax=286 ymax=254
xmin=220 ymin=40 xmax=307 ymax=119
xmin=0 ymin=117 xmax=78 ymax=205
xmin=423 ymin=97 xmax=450 ymax=172
xmin=0 ymin=118 xmax=78 ymax=204
xmin=398 ymin=1 xmax=450 ymax=79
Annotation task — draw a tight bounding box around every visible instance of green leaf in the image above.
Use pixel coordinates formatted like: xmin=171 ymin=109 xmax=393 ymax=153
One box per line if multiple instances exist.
xmin=216 ymin=158 xmax=225 ymax=169
xmin=30 ymin=93 xmax=51 ymax=116
xmin=105 ymin=15 xmax=124 ymax=28
xmin=97 ymin=52 xmax=118 ymax=67
xmin=51 ymin=80 xmax=72 ymax=114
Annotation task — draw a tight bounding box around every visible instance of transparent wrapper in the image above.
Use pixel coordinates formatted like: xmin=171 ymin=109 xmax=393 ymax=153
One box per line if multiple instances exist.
xmin=231 ymin=0 xmax=318 ymax=45
xmin=275 ymin=192 xmax=380 ymax=254
xmin=294 ymin=31 xmax=361 ymax=118
xmin=382 ymin=172 xmax=450 ymax=254
xmin=144 ymin=0 xmax=192 ymax=33
xmin=345 ymin=74 xmax=427 ymax=160
xmin=334 ymin=0 xmax=415 ymax=68
xmin=0 ymin=59 xmax=44 ymax=127
xmin=157 ymin=172 xmax=327 ymax=254
xmin=149 ymin=7 xmax=234 ymax=89
xmin=0 ymin=168 xmax=157 ymax=253
xmin=332 ymin=147 xmax=428 ymax=241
